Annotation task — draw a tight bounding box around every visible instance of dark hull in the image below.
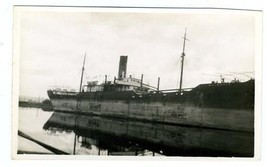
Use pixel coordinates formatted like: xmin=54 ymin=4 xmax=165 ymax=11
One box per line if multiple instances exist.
xmin=47 ymin=80 xmax=255 ymax=132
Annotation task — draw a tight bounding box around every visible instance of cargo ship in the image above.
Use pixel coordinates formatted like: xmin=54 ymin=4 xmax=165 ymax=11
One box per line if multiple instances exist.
xmin=47 ymin=31 xmax=255 ymax=132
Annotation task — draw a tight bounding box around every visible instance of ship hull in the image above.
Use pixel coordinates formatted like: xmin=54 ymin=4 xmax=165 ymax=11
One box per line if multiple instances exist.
xmin=49 ymin=97 xmax=254 ymax=132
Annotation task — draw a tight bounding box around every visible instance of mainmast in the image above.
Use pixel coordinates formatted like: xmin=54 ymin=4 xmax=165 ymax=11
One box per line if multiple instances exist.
xmin=179 ymin=28 xmax=189 ymax=93
xmin=79 ymin=52 xmax=86 ymax=93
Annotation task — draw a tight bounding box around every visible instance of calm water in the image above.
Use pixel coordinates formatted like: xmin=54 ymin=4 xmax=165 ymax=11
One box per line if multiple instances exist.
xmin=18 ymin=107 xmax=254 ymax=157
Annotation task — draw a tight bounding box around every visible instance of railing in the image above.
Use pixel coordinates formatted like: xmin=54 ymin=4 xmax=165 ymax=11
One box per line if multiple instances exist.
xmin=152 ymin=87 xmax=193 ymax=93
xmin=49 ymin=89 xmax=79 ymax=96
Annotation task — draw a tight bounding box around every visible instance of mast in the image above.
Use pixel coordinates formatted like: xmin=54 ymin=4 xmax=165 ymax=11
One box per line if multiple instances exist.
xmin=179 ymin=28 xmax=189 ymax=93
xmin=79 ymin=52 xmax=86 ymax=93
xmin=76 ymin=52 xmax=86 ymax=110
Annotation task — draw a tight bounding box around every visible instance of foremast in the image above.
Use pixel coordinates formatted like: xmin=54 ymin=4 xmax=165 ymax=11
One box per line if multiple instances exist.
xmin=79 ymin=53 xmax=86 ymax=93
xmin=76 ymin=53 xmax=86 ymax=110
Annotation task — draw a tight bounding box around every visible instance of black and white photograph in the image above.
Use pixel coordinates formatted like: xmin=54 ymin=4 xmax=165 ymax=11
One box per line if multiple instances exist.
xmin=12 ymin=6 xmax=261 ymax=159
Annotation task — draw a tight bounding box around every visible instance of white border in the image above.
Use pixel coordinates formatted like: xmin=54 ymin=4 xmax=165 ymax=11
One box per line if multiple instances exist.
xmin=12 ymin=5 xmax=262 ymax=161
xmin=1 ymin=0 xmax=266 ymax=167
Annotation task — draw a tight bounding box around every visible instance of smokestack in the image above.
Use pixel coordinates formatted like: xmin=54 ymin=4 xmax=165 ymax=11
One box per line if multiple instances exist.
xmin=118 ymin=56 xmax=128 ymax=79
xmin=105 ymin=75 xmax=107 ymax=84
xmin=140 ymin=74 xmax=143 ymax=89
xmin=157 ymin=77 xmax=160 ymax=91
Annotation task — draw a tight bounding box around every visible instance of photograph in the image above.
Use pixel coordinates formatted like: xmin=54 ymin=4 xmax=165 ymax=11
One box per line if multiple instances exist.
xmin=12 ymin=6 xmax=261 ymax=159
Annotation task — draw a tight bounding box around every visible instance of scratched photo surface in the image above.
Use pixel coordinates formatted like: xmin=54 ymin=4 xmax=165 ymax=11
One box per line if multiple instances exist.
xmin=13 ymin=7 xmax=261 ymax=158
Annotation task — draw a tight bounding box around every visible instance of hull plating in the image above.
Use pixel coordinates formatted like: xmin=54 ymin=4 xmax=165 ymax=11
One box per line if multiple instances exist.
xmin=50 ymin=98 xmax=254 ymax=132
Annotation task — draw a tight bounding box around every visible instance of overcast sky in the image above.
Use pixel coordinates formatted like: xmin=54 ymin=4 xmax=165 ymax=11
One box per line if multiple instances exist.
xmin=16 ymin=7 xmax=258 ymax=98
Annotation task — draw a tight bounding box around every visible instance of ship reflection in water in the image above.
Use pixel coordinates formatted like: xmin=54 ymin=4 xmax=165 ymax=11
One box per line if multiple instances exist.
xmin=42 ymin=111 xmax=254 ymax=157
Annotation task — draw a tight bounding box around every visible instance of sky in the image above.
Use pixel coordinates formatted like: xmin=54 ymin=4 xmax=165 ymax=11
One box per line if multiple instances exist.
xmin=15 ymin=7 xmax=259 ymax=98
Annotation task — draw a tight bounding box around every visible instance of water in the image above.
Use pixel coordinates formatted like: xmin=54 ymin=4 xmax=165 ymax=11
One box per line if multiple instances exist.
xmin=17 ymin=107 xmax=254 ymax=157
